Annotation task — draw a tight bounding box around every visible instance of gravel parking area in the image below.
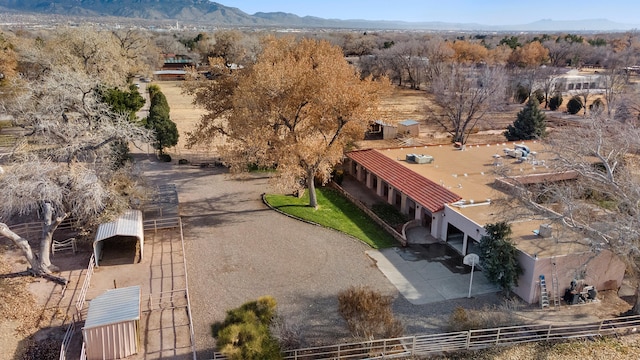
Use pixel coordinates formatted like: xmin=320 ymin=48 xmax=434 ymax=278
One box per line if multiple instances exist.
xmin=141 ymin=160 xmax=402 ymax=358
xmin=140 ymin=156 xmax=625 ymax=359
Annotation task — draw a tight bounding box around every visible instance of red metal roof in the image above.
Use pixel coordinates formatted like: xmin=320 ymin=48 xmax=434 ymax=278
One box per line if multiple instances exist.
xmin=347 ymin=149 xmax=462 ymax=213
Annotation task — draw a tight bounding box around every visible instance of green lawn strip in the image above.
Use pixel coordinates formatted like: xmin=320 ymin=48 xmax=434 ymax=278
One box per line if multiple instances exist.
xmin=264 ymin=187 xmax=396 ymax=249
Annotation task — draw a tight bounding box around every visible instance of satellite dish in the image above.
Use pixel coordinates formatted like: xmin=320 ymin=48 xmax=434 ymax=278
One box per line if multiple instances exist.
xmin=463 ymin=253 xmax=479 ymax=266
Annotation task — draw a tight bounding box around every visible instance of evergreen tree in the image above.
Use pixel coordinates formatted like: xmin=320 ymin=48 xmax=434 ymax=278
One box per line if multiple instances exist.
xmin=100 ymin=84 xmax=146 ymax=168
xmin=101 ymin=84 xmax=145 ymax=121
xmin=504 ymin=98 xmax=547 ymax=141
xmin=478 ymin=222 xmax=523 ymax=296
xmin=145 ymin=85 xmax=179 ymax=155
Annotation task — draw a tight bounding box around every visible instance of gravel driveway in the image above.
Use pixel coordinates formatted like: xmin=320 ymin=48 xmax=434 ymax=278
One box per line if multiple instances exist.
xmin=141 ymin=161 xmax=404 ymax=357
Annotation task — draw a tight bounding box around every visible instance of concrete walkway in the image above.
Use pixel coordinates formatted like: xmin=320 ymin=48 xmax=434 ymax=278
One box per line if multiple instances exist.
xmin=340 ymin=174 xmax=499 ymax=304
xmin=367 ymin=246 xmax=498 ymax=305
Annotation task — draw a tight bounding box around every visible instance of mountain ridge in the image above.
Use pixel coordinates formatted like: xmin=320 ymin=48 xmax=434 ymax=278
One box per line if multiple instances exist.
xmin=0 ymin=0 xmax=637 ymax=31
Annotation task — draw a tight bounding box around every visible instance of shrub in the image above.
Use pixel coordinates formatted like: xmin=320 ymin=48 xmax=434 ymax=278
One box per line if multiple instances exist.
xmin=338 ymin=286 xmax=403 ymax=339
xmin=332 ymin=168 xmax=344 ymax=185
xmin=590 ymin=97 xmax=604 ymax=113
xmin=548 ymin=92 xmax=563 ymax=111
xmin=269 ymin=316 xmax=303 ymax=351
xmin=178 ymin=158 xmax=189 ymax=165
xmin=447 ymin=301 xmax=524 ymax=332
xmin=214 ymin=296 xmax=282 ymax=360
xmin=566 ymin=96 xmax=583 ymax=115
xmin=514 ymin=84 xmax=530 ymax=104
xmin=158 ymin=153 xmax=172 ymax=162
xmin=533 ymin=89 xmax=545 ymax=104
xmin=371 ymin=202 xmax=409 ymax=228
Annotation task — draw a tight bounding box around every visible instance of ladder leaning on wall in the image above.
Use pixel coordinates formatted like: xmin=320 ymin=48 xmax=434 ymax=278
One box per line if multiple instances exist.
xmin=540 ymin=275 xmax=550 ymax=308
xmin=551 ymin=261 xmax=560 ymax=308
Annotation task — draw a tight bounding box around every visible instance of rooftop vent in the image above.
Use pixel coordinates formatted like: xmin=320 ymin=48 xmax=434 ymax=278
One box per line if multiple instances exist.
xmin=538 ymin=224 xmax=552 ymax=238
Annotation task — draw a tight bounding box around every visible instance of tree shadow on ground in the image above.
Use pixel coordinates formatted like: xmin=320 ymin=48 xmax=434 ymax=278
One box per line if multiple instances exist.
xmin=14 ymin=324 xmax=70 ymax=360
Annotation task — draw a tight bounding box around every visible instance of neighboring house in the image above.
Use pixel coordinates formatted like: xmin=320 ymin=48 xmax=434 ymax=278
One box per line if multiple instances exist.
xmin=552 ymin=69 xmax=604 ymax=92
xmin=345 ymin=141 xmax=625 ymax=304
xmin=153 ymin=54 xmax=196 ymax=81
xmin=162 ymin=54 xmax=196 ymax=70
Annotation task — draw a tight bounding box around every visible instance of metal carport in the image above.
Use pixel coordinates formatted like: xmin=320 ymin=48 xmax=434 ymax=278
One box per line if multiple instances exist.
xmin=93 ymin=209 xmax=144 ymax=267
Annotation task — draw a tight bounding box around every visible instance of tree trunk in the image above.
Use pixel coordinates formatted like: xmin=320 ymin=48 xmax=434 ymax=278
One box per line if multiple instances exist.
xmin=41 ymin=202 xmax=66 ymax=270
xmin=632 ymin=284 xmax=640 ymax=315
xmin=307 ymin=170 xmax=318 ymax=209
xmin=0 ymin=223 xmax=49 ymax=275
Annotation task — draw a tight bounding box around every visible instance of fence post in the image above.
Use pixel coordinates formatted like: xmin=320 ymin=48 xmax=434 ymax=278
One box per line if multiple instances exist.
xmin=546 ymin=324 xmax=552 ymax=340
xmin=466 ymin=330 xmax=472 ymax=350
xmin=598 ymin=319 xmax=604 ymax=335
xmin=412 ymin=335 xmax=416 ymax=356
xmin=496 ymin=328 xmax=501 ymax=345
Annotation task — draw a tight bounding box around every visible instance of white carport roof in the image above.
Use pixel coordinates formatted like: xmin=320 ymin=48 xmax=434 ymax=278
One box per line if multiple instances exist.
xmin=94 ymin=209 xmax=144 ymax=266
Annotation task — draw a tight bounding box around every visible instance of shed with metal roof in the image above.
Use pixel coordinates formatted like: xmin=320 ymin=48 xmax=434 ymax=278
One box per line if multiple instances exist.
xmin=83 ymin=285 xmax=141 ymax=360
xmin=397 ymin=119 xmax=420 ymax=137
xmin=94 ymin=210 xmax=144 ymax=267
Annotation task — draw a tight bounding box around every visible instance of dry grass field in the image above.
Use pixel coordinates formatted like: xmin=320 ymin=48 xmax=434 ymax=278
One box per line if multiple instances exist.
xmin=156 ymin=81 xmax=526 ymax=152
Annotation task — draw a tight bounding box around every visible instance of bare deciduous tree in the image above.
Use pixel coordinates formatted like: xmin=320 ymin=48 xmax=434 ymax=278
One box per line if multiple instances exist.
xmin=0 ymin=68 xmax=152 ymax=282
xmin=509 ymin=113 xmax=640 ymax=312
xmin=428 ymin=63 xmax=507 ymax=144
xmin=537 ymin=66 xmax=566 ymax=109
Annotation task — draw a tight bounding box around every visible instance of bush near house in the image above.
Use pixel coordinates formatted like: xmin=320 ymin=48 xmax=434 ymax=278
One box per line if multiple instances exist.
xmin=371 ymin=202 xmax=409 ymax=229
xmin=479 ymin=222 xmax=523 ymax=296
xmin=338 ymin=286 xmax=403 ymax=339
xmin=548 ymin=92 xmax=563 ymax=111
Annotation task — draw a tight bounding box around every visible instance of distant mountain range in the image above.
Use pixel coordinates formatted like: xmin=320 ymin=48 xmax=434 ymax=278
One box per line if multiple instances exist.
xmin=0 ymin=0 xmax=637 ymax=31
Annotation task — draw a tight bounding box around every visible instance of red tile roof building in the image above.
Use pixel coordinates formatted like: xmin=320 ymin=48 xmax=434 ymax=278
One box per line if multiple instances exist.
xmin=347 ymin=149 xmax=461 ymax=213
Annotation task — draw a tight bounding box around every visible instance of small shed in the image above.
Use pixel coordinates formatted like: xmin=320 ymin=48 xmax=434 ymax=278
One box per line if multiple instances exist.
xmin=397 ymin=119 xmax=420 ymax=137
xmin=94 ymin=210 xmax=144 ymax=267
xmin=83 ymin=286 xmax=141 ymax=360
xmin=369 ymin=120 xmax=397 ymax=140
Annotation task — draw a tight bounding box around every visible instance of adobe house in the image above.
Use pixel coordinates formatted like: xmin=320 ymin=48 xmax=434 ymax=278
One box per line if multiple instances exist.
xmin=345 ymin=142 xmax=625 ymax=304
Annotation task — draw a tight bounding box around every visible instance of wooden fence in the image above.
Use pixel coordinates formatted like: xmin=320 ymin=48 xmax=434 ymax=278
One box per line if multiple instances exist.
xmin=211 ymin=314 xmax=640 ymax=360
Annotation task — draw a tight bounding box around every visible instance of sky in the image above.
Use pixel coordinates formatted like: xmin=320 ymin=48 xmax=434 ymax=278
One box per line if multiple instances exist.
xmin=218 ymin=0 xmax=640 ymax=25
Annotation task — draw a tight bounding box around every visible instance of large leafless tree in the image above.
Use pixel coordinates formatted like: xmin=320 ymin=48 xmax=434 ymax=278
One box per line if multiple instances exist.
xmin=428 ymin=63 xmax=507 ymax=144
xmin=0 ymin=29 xmax=153 ymax=282
xmin=508 ymin=113 xmax=640 ymax=312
